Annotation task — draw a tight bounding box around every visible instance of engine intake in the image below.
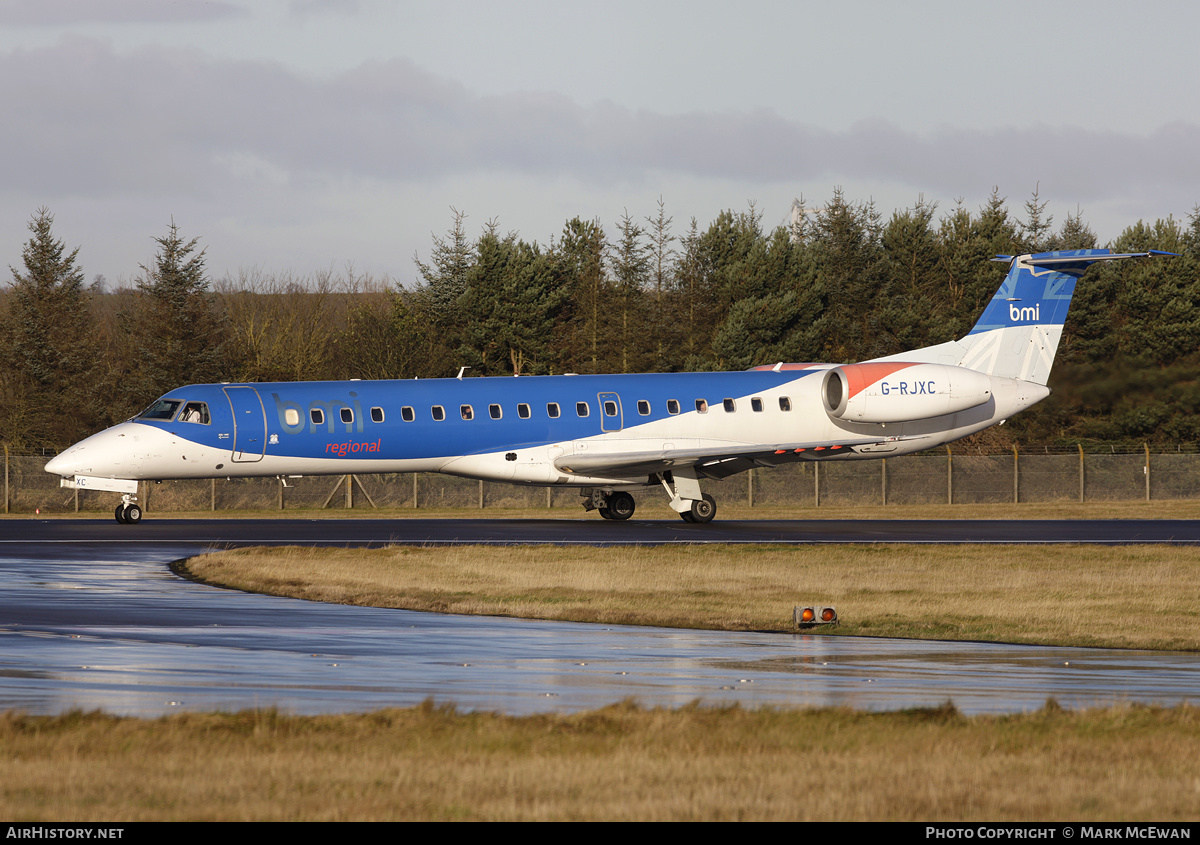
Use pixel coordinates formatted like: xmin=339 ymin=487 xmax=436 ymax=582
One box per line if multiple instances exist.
xmin=823 ymin=362 xmax=993 ymax=423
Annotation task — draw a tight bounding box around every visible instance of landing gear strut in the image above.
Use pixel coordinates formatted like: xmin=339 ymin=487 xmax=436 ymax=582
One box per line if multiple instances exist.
xmin=581 ymin=469 xmax=720 ymax=524
xmin=659 ymin=469 xmax=717 ymax=524
xmin=114 ymin=495 xmax=142 ymax=524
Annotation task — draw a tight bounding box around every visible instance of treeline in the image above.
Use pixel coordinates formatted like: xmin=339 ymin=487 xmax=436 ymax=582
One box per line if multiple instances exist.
xmin=3 ymin=192 xmax=1200 ymax=450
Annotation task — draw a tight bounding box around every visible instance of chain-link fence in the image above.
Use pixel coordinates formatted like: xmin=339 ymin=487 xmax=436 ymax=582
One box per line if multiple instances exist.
xmin=6 ymin=444 xmax=1191 ymax=514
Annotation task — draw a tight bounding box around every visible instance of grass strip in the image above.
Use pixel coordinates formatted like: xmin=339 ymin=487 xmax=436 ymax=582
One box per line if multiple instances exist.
xmin=3 ymin=702 xmax=1199 ymax=821
xmin=183 ymin=543 xmax=1200 ymax=651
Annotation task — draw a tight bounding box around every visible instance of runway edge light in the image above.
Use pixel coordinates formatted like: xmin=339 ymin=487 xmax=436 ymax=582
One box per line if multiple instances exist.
xmin=794 ymin=605 xmax=838 ymax=629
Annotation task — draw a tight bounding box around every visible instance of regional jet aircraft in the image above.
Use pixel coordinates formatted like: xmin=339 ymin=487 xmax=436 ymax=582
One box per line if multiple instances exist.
xmin=45 ymin=249 xmax=1174 ymax=524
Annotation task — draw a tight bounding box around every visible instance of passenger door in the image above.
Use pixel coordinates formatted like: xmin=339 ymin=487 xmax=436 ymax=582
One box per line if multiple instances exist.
xmin=223 ymin=386 xmax=266 ymax=462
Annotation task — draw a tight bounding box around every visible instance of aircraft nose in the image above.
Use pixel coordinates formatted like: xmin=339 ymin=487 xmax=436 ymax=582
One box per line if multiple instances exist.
xmin=44 ymin=452 xmax=68 ymax=476
xmin=43 ymin=423 xmax=144 ymax=479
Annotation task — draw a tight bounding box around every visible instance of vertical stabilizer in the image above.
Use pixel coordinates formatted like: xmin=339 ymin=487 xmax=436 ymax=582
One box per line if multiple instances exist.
xmin=871 ymin=249 xmax=1175 ymax=384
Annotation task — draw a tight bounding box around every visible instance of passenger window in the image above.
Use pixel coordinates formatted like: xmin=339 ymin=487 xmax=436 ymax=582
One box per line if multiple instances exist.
xmin=603 ymin=401 xmax=617 ymax=417
xmin=637 ymin=400 xmax=650 ymax=416
xmin=779 ymin=397 xmax=792 ymax=412
xmin=518 ymin=403 xmax=531 ymax=419
xmin=667 ymin=399 xmax=680 ymax=415
xmin=695 ymin=399 xmax=708 ymax=413
xmin=751 ymin=397 xmax=763 ymax=413
xmin=547 ymin=403 xmax=560 ymax=419
xmin=461 ymin=405 xmax=474 ymax=421
xmin=489 ymin=404 xmax=502 ymax=420
xmin=310 ymin=408 xmax=324 ymax=426
xmin=400 ymin=407 xmax=414 ymax=423
xmin=723 ymin=398 xmax=735 ymax=413
xmin=432 ymin=405 xmax=445 ymax=421
xmin=340 ymin=407 xmax=354 ymax=424
xmin=180 ymin=401 xmax=210 ymax=424
xmin=372 ymin=407 xmax=386 ymax=423
xmin=576 ymin=402 xmax=590 ymax=417
xmin=284 ymin=408 xmax=301 ymax=427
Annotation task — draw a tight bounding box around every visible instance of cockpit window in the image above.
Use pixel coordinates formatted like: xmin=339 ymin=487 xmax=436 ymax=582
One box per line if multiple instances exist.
xmin=179 ymin=402 xmax=210 ymax=424
xmin=138 ymin=399 xmax=180 ymax=421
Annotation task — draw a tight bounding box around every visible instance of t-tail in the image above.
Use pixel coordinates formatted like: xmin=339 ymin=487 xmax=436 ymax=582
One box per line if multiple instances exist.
xmin=873 ymin=248 xmax=1176 ymax=385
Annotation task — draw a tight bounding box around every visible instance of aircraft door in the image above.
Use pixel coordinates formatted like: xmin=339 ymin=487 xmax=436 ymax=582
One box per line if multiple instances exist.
xmin=223 ymin=386 xmax=267 ymax=462
xmin=598 ymin=392 xmax=623 ymax=432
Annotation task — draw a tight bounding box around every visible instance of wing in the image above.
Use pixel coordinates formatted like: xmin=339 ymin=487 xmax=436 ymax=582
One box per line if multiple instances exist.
xmin=553 ymin=435 xmax=924 ymax=480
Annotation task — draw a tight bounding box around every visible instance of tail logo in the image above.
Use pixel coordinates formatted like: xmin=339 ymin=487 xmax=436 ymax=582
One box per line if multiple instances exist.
xmin=1008 ymin=302 xmax=1040 ymax=323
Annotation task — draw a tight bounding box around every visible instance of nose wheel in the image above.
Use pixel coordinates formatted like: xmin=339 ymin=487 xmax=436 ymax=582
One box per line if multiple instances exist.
xmin=115 ymin=501 xmax=142 ymax=524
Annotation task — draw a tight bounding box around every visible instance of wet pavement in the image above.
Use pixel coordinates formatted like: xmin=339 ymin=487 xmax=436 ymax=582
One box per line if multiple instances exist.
xmin=2 ymin=534 xmax=1199 ymax=716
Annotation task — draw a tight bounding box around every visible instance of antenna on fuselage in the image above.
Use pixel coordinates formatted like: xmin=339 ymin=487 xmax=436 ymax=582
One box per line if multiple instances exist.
xmin=457 ymin=366 xmax=470 ymax=380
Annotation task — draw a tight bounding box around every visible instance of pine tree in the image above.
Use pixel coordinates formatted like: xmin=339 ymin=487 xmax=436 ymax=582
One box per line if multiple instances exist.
xmin=609 ymin=211 xmax=651 ymax=372
xmin=121 ymin=221 xmax=230 ymax=406
xmin=2 ymin=208 xmax=99 ymax=445
xmin=414 ymin=207 xmax=475 ymax=341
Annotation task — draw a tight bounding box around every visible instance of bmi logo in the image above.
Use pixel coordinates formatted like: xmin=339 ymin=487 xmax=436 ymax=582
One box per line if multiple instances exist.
xmin=1008 ymin=302 xmax=1040 ymax=322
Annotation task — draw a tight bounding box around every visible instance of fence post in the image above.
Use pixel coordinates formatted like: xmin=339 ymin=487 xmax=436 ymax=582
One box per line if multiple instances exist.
xmin=748 ymin=467 xmax=755 ymax=508
xmin=347 ymin=474 xmax=354 ymax=509
xmin=881 ymin=458 xmax=888 ymax=506
xmin=1145 ymin=443 xmax=1151 ymax=501
xmin=946 ymin=446 xmax=953 ymax=505
xmin=479 ymin=479 xmax=485 ymax=509
xmin=4 ymin=444 xmax=8 ymax=514
xmin=412 ymin=473 xmax=418 ymax=508
xmin=1078 ymin=444 xmax=1085 ymax=503
xmin=1012 ymin=445 xmax=1019 ymax=504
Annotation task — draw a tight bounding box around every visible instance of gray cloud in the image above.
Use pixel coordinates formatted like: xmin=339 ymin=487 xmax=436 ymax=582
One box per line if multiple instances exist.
xmin=2 ymin=37 xmax=1196 ymax=279
xmin=0 ymin=0 xmax=243 ymax=25
xmin=5 ymin=38 xmax=1196 ymax=205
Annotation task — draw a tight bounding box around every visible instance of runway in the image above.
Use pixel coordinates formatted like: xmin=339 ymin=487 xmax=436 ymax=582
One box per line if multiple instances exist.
xmin=6 ymin=515 xmax=1200 ymax=546
xmin=3 ymin=517 xmax=1200 ymax=717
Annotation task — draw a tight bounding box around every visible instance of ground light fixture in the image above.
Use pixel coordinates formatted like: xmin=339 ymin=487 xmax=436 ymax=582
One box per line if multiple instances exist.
xmin=794 ymin=605 xmax=838 ymax=629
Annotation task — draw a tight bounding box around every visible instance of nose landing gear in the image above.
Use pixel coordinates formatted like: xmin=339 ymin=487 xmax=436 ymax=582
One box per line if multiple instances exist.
xmin=115 ymin=496 xmax=142 ymax=524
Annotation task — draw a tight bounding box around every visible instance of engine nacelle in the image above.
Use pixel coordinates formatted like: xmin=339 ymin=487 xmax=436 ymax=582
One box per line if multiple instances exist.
xmin=823 ymin=362 xmax=993 ymax=423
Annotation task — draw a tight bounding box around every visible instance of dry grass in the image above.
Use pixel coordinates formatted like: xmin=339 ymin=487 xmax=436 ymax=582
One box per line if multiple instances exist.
xmin=3 ymin=702 xmax=1199 ymax=821
xmin=184 ymin=543 xmax=1200 ymax=650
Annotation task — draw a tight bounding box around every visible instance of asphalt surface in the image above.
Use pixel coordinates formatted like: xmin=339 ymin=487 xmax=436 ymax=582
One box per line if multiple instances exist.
xmin=3 ymin=517 xmax=1200 ymax=717
xmin=7 ymin=516 xmax=1200 ymax=546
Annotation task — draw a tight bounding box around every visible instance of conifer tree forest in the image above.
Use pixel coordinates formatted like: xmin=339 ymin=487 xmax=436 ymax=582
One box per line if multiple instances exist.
xmin=3 ymin=191 xmax=1200 ymax=451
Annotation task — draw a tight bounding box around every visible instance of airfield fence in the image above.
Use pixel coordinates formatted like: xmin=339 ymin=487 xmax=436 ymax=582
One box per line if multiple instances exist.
xmin=5 ymin=443 xmax=1198 ymax=515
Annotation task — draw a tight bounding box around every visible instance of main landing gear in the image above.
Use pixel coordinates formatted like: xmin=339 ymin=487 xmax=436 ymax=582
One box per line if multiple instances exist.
xmin=114 ymin=495 xmax=142 ymax=524
xmin=581 ymin=469 xmax=719 ymax=524
xmin=583 ymin=490 xmax=638 ymax=521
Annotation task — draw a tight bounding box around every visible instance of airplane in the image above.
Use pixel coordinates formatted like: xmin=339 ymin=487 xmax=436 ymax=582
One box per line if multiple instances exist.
xmin=45 ymin=247 xmax=1174 ymax=525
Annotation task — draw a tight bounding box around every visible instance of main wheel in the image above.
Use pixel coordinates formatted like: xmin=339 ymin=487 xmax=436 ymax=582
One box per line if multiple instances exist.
xmin=125 ymin=504 xmax=143 ymax=524
xmin=688 ymin=495 xmax=716 ymax=524
xmin=598 ymin=507 xmax=614 ymax=520
xmin=115 ymin=503 xmax=128 ymax=524
xmin=606 ymin=491 xmax=635 ymax=521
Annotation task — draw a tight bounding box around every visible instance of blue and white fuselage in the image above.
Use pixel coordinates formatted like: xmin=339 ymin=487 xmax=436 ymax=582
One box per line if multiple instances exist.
xmin=45 ymin=249 xmax=1175 ymax=523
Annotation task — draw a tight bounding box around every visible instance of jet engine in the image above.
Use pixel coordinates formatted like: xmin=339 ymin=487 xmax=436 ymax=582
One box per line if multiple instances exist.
xmin=822 ymin=362 xmax=993 ymax=423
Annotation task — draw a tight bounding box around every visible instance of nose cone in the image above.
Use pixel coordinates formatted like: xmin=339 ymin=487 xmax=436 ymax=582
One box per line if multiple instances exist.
xmin=44 ymin=422 xmax=146 ymax=479
xmin=43 ymin=451 xmax=71 ymax=476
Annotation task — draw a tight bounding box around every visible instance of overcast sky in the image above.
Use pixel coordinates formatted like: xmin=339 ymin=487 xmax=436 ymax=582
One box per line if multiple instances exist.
xmin=2 ymin=0 xmax=1198 ymax=287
